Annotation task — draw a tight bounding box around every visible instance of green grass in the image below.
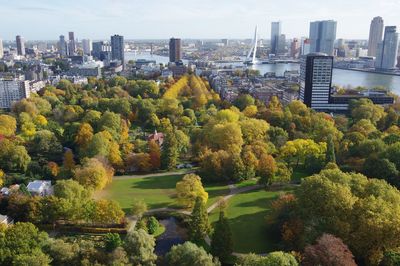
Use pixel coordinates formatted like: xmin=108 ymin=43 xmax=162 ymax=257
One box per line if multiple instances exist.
xmin=102 ymin=173 xmax=229 ymax=213
xmin=235 ymin=178 xmax=258 ymax=188
xmin=209 ymin=188 xmax=292 ymax=254
xmin=153 ymin=224 xmax=166 ymax=238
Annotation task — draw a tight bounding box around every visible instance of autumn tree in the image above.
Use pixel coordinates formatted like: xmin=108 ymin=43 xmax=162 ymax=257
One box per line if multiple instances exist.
xmin=74 ymin=157 xmax=114 ymax=190
xmin=75 ymin=122 xmax=94 ymax=150
xmin=0 ymin=114 xmax=17 ymax=137
xmin=280 ymin=139 xmax=326 ymax=169
xmin=176 ymin=174 xmax=208 ymax=208
xmin=302 ymin=234 xmax=357 ymax=266
xmin=258 ymin=154 xmax=278 ymax=187
xmin=148 ymin=140 xmax=161 ymax=170
xmin=91 ymin=199 xmax=124 ymax=225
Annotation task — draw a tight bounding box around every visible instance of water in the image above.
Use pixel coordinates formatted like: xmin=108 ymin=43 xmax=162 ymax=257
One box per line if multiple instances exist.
xmin=125 ymin=52 xmax=400 ymax=94
xmin=155 ymin=217 xmax=187 ymax=256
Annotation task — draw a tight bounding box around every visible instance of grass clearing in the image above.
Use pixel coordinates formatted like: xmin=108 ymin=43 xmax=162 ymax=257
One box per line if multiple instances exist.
xmin=101 ymin=173 xmax=229 ymax=213
xmin=209 ymin=188 xmax=293 ymax=254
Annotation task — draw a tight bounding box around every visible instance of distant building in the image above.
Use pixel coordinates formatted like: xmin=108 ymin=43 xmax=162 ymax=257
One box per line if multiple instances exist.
xmin=309 ymin=20 xmax=337 ymax=55
xmin=111 ymin=34 xmax=124 ymax=66
xmin=58 ymin=35 xmax=68 ymax=57
xmin=368 ymin=16 xmax=384 ymax=57
xmin=270 ymin=22 xmax=281 ymax=55
xmin=148 ymin=130 xmax=164 ymax=146
xmin=0 ymin=39 xmax=3 ymax=59
xmin=92 ymin=41 xmax=111 ymax=61
xmin=68 ymin=32 xmax=76 ymax=56
xmin=300 ymin=53 xmax=394 ymax=112
xmin=169 ymin=38 xmax=182 ymax=63
xmin=0 ymin=215 xmax=12 ymax=226
xmin=277 ymin=34 xmax=286 ymax=55
xmin=0 ymin=78 xmax=30 ymax=109
xmin=16 ymin=35 xmax=25 ymax=56
xmin=221 ymin=39 xmax=229 ymax=46
xmin=291 ymin=38 xmax=300 ymax=58
xmin=82 ymin=39 xmax=92 ymax=55
xmin=27 ymin=180 xmax=53 ymax=196
xmin=375 ymin=26 xmax=399 ymax=70
xmin=301 ymin=38 xmax=311 ymax=55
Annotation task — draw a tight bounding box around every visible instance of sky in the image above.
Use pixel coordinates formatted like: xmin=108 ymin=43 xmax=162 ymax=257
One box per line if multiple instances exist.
xmin=0 ymin=0 xmax=399 ymax=41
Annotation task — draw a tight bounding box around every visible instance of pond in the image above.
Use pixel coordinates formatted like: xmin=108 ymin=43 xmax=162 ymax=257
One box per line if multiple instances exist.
xmin=155 ymin=216 xmax=188 ymax=256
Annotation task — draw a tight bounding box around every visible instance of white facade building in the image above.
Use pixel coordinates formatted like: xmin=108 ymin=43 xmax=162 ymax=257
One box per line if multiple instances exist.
xmin=0 ymin=78 xmax=30 ymax=109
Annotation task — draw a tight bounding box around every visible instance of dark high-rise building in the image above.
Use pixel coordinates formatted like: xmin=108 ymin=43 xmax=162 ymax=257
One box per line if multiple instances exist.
xmin=16 ymin=35 xmax=25 ymax=56
xmin=58 ymin=35 xmax=68 ymax=57
xmin=111 ymin=35 xmax=124 ymax=66
xmin=309 ymin=20 xmax=337 ymax=55
xmin=300 ymin=53 xmax=334 ymax=110
xmin=92 ymin=41 xmax=111 ymax=61
xmin=169 ymin=38 xmax=182 ymax=63
xmin=68 ymin=32 xmax=76 ymax=56
xmin=270 ymin=22 xmax=281 ymax=55
xmin=375 ymin=26 xmax=399 ymax=70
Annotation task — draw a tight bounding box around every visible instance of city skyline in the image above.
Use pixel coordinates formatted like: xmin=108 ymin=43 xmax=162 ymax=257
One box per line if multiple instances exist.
xmin=0 ymin=0 xmax=399 ymax=40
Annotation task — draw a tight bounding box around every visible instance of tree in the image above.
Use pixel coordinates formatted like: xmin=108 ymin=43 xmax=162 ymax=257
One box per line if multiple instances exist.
xmin=239 ymin=119 xmax=270 ymax=144
xmin=258 ymin=154 xmax=277 ymax=187
xmin=189 ymin=197 xmax=211 ymax=243
xmin=74 ymin=157 xmax=113 ymax=190
xmin=124 ymin=229 xmax=157 ymax=266
xmin=236 ymin=252 xmax=298 ymax=266
xmin=44 ymin=238 xmax=78 ymax=266
xmin=166 ymin=242 xmax=220 ymax=266
xmin=302 ymin=234 xmax=356 ymax=266
xmin=209 ymin=122 xmax=243 ymax=154
xmin=85 ymin=131 xmax=113 ymax=158
xmin=30 ymin=130 xmax=63 ymax=160
xmin=62 ymin=149 xmax=75 ymax=173
xmin=280 ymin=139 xmax=326 ymax=169
xmin=91 ymin=199 xmax=124 ymax=225
xmin=148 ymin=140 xmax=161 ymax=170
xmin=75 ymin=122 xmax=94 ymax=150
xmin=326 ymin=134 xmax=336 ymax=164
xmin=131 ymin=198 xmax=148 ymax=218
xmin=13 ymin=248 xmax=51 ymax=266
xmin=161 ymin=129 xmax=179 ymax=170
xmin=349 ymin=98 xmax=385 ymax=125
xmin=0 ymin=139 xmax=31 ymax=172
xmin=104 ymin=233 xmax=123 ymax=252
xmin=147 ymin=216 xmax=159 ymax=234
xmin=0 ymin=114 xmax=17 ymax=137
xmin=381 ymin=251 xmax=400 ymax=266
xmin=176 ymin=174 xmax=208 ymax=208
xmin=363 ymin=157 xmax=399 ymax=186
xmin=211 ymin=211 xmax=233 ymax=262
xmin=0 ymin=222 xmax=49 ymax=265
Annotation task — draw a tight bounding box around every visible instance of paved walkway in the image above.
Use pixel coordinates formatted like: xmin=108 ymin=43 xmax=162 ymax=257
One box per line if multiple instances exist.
xmin=113 ymin=170 xmax=194 ymax=180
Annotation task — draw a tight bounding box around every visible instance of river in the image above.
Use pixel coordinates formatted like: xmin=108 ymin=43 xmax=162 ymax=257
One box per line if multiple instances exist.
xmin=125 ymin=52 xmax=400 ymax=94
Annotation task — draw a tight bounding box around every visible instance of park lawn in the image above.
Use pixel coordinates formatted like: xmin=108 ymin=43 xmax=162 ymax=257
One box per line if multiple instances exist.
xmin=209 ymin=188 xmax=292 ymax=254
xmin=102 ymin=173 xmax=229 ymax=213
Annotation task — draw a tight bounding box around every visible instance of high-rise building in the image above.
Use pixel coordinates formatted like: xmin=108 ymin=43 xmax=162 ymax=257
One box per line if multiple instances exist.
xmin=58 ymin=35 xmax=68 ymax=57
xmin=0 ymin=39 xmax=3 ymax=59
xmin=367 ymin=16 xmax=384 ymax=57
xmin=169 ymin=38 xmax=182 ymax=63
xmin=92 ymin=41 xmax=111 ymax=61
xmin=301 ymin=38 xmax=311 ymax=55
xmin=0 ymin=78 xmax=30 ymax=109
xmin=375 ymin=26 xmax=399 ymax=70
xmin=16 ymin=35 xmax=25 ymax=56
xmin=309 ymin=20 xmax=337 ymax=55
xmin=300 ymin=53 xmax=333 ymax=110
xmin=111 ymin=35 xmax=125 ymax=65
xmin=277 ymin=34 xmax=286 ymax=54
xmin=68 ymin=32 xmax=76 ymax=56
xmin=270 ymin=22 xmax=282 ymax=54
xmin=291 ymin=38 xmax=300 ymax=58
xmin=82 ymin=39 xmax=92 ymax=55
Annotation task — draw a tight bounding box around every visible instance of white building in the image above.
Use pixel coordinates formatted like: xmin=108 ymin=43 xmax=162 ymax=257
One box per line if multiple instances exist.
xmin=27 ymin=180 xmax=53 ymax=196
xmin=375 ymin=26 xmax=399 ymax=70
xmin=0 ymin=78 xmax=30 ymax=109
xmin=0 ymin=39 xmax=3 ymax=59
xmin=368 ymin=16 xmax=384 ymax=57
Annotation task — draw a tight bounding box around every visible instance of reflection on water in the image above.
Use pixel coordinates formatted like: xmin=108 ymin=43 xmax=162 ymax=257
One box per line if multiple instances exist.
xmin=155 ymin=217 xmax=188 ymax=256
xmin=125 ymin=52 xmax=400 ymax=94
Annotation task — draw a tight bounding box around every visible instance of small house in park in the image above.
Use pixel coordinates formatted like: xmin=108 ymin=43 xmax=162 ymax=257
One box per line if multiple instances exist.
xmin=0 ymin=214 xmax=12 ymax=226
xmin=27 ymin=180 xmax=53 ymax=196
xmin=148 ymin=130 xmax=164 ymax=146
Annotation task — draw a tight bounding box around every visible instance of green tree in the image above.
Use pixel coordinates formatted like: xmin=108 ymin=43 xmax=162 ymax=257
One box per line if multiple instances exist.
xmin=326 ymin=134 xmax=336 ymax=164
xmin=104 ymin=233 xmax=123 ymax=252
xmin=166 ymin=242 xmax=220 ymax=266
xmin=189 ymin=197 xmax=211 ymax=243
xmin=236 ymin=252 xmax=298 ymax=266
xmin=131 ymin=198 xmax=148 ymax=218
xmin=211 ymin=211 xmax=233 ymax=262
xmin=161 ymin=128 xmax=179 ymax=170
xmin=147 ymin=216 xmax=159 ymax=235
xmin=124 ymin=229 xmax=157 ymax=266
xmin=176 ymin=174 xmax=208 ymax=208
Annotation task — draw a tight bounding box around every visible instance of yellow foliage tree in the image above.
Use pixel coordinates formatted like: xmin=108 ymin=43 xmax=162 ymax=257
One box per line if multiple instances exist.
xmin=176 ymin=174 xmax=208 ymax=208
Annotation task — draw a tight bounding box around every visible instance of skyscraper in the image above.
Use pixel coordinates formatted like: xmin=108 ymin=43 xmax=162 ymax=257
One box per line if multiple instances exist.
xmin=309 ymin=20 xmax=337 ymax=55
xmin=291 ymin=38 xmax=300 ymax=58
xmin=82 ymin=39 xmax=92 ymax=55
xmin=16 ymin=35 xmax=25 ymax=56
xmin=270 ymin=22 xmax=281 ymax=55
xmin=375 ymin=26 xmax=399 ymax=70
xmin=367 ymin=16 xmax=384 ymax=57
xmin=111 ymin=35 xmax=124 ymax=65
xmin=301 ymin=38 xmax=311 ymax=55
xmin=169 ymin=38 xmax=182 ymax=63
xmin=68 ymin=32 xmax=76 ymax=56
xmin=300 ymin=53 xmax=333 ymax=110
xmin=0 ymin=39 xmax=3 ymax=59
xmin=277 ymin=34 xmax=286 ymax=54
xmin=58 ymin=35 xmax=68 ymax=57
